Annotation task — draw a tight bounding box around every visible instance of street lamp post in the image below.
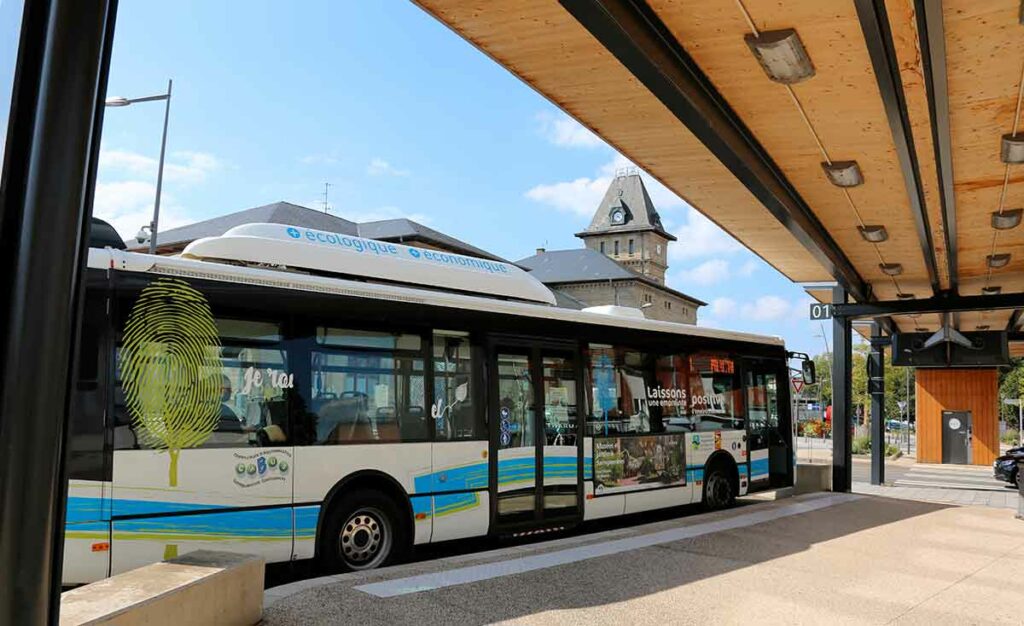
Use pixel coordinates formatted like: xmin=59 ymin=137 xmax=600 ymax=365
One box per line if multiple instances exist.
xmin=105 ymin=79 xmax=172 ymax=254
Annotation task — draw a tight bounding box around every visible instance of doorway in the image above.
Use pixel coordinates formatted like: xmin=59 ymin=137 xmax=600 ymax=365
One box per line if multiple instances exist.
xmin=489 ymin=340 xmax=581 ymax=529
xmin=941 ymin=410 xmax=972 ymax=465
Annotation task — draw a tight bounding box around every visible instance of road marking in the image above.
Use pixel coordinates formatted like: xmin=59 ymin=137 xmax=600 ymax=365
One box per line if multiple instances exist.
xmin=355 ymin=493 xmax=863 ymax=598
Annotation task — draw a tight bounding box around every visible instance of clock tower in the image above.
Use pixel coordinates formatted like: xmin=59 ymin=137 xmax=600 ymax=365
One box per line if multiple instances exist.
xmin=575 ymin=168 xmax=676 ymax=284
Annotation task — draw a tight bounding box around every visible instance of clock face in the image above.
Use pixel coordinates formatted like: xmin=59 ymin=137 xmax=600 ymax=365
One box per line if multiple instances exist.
xmin=611 ymin=209 xmax=625 ymax=224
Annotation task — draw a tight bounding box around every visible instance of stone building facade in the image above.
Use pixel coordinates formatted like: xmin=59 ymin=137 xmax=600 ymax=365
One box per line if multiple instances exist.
xmin=517 ymin=170 xmax=704 ymax=324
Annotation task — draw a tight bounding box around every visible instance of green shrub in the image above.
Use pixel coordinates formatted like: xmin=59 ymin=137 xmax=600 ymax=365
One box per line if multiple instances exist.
xmin=852 ymin=435 xmax=871 ymax=455
xmin=1002 ymin=429 xmax=1021 ymax=446
xmin=885 ymin=443 xmax=900 ymax=457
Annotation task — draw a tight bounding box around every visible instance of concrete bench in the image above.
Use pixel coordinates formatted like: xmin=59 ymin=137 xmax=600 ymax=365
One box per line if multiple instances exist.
xmin=794 ymin=462 xmax=832 ymax=494
xmin=60 ymin=550 xmax=263 ymax=626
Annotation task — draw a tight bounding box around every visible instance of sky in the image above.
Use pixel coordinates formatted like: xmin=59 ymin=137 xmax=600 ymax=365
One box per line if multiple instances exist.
xmin=89 ymin=0 xmax=828 ymax=357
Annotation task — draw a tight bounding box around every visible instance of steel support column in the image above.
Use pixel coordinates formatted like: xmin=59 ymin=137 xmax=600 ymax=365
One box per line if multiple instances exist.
xmin=0 ymin=0 xmax=116 ymax=622
xmin=869 ymin=323 xmax=885 ymax=485
xmin=832 ymin=287 xmax=853 ymax=492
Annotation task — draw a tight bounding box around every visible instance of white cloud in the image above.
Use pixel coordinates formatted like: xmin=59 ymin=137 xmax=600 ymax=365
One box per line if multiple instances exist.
xmin=741 ymin=295 xmax=792 ymax=322
xmin=525 ymin=153 xmax=689 ymax=219
xmin=92 ymin=180 xmax=191 ymax=242
xmin=737 ymin=259 xmax=759 ymax=277
xmin=709 ymin=297 xmax=737 ymax=318
xmin=99 ymin=149 xmax=221 ymax=185
xmin=669 ymin=208 xmax=744 ymax=261
xmin=525 ymin=176 xmax=612 ymax=217
xmin=677 ymin=259 xmax=730 ymax=286
xmin=367 ymin=158 xmax=408 ymax=177
xmin=537 ymin=112 xmax=605 ymax=148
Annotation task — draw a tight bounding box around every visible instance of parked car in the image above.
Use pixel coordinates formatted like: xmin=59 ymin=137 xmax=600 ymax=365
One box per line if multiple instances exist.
xmin=993 ymin=446 xmax=1024 ymax=485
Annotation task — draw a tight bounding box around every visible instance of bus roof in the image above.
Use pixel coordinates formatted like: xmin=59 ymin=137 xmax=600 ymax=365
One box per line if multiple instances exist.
xmin=181 ymin=223 xmax=556 ymax=306
xmin=87 ymin=246 xmax=785 ymax=348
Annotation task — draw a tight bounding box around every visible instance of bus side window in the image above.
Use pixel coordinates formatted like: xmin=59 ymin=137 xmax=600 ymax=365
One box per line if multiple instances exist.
xmin=432 ymin=330 xmax=482 ymax=441
xmin=309 ymin=327 xmax=428 ymax=444
xmin=68 ymin=292 xmax=108 ymax=481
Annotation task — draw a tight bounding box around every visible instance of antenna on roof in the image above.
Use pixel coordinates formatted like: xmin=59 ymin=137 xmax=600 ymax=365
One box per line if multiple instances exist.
xmin=321 ymin=182 xmax=332 ymax=214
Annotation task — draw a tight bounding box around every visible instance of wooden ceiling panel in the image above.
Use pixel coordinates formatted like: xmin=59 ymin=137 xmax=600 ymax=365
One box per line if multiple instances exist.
xmin=647 ymin=0 xmax=932 ymax=299
xmin=945 ymin=0 xmax=1024 ymax=288
xmin=414 ymin=0 xmax=840 ymax=286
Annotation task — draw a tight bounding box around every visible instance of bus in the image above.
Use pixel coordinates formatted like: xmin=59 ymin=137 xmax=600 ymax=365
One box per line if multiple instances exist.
xmin=62 ymin=223 xmax=804 ymax=584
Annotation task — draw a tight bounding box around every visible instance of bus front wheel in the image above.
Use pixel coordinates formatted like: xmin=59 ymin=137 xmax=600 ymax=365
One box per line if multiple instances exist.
xmin=320 ymin=490 xmax=405 ymax=572
xmin=702 ymin=464 xmax=736 ymax=511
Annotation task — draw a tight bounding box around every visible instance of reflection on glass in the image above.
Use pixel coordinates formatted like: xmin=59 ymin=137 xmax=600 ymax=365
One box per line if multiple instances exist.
xmin=543 ymin=356 xmax=576 ymax=446
xmin=497 ymin=353 xmax=533 ymax=449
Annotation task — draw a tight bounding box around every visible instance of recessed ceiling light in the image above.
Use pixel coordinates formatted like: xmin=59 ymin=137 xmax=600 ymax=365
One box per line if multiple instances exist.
xmin=744 ymin=29 xmax=815 ymax=84
xmin=987 ymin=253 xmax=1011 ymax=269
xmin=909 ymin=313 xmax=921 ymax=319
xmin=992 ymin=209 xmax=1023 ymax=230
xmin=1002 ymin=133 xmax=1024 ymax=163
xmin=915 ymin=327 xmax=928 ymax=332
xmin=976 ymin=325 xmax=991 ymax=330
xmin=822 ymin=161 xmax=864 ymax=187
xmin=879 ymin=263 xmax=903 ymax=276
xmin=982 ymin=285 xmax=1002 ymax=295
xmin=897 ymin=292 xmax=914 ymax=300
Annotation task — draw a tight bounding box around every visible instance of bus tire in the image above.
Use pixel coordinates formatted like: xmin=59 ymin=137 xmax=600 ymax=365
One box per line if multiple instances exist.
xmin=319 ymin=489 xmax=406 ymax=573
xmin=702 ymin=461 xmax=736 ymax=511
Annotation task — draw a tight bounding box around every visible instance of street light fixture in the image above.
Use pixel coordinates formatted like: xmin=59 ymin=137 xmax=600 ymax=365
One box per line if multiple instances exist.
xmin=105 ymin=79 xmax=172 ymax=254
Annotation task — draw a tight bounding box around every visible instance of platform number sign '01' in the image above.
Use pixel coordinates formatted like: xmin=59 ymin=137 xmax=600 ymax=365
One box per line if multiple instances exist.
xmin=809 ymin=303 xmax=832 ymax=321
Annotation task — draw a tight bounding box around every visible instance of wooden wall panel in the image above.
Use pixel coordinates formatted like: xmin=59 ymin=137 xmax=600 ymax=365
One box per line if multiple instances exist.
xmin=915 ymin=369 xmax=998 ymax=465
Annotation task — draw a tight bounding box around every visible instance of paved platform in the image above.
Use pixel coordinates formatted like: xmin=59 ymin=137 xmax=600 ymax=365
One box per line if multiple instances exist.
xmin=263 ymin=493 xmax=1024 ymax=625
xmin=855 ymin=462 xmax=1018 ymax=510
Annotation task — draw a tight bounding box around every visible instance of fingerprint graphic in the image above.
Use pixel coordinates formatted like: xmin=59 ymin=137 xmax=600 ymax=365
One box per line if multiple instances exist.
xmin=121 ymin=278 xmax=223 ymax=487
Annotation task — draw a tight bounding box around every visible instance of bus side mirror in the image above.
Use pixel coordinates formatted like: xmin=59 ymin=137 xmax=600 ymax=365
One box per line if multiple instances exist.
xmin=802 ymin=360 xmax=816 ymax=385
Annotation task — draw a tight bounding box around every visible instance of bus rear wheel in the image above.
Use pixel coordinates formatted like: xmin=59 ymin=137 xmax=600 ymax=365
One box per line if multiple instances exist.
xmin=320 ymin=490 xmax=405 ymax=573
xmin=702 ymin=465 xmax=736 ymax=511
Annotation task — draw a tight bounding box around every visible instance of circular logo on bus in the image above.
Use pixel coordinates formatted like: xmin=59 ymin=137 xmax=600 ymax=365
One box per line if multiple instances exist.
xmin=286 ymin=227 xmax=301 ymax=239
xmin=407 ymin=248 xmax=421 ymax=258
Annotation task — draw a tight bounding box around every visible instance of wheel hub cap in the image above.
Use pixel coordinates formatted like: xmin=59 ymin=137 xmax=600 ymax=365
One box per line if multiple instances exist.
xmin=341 ymin=513 xmax=382 ymax=564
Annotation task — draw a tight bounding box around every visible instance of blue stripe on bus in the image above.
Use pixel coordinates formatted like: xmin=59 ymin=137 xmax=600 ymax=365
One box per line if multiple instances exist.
xmin=750 ymin=457 xmax=770 ymax=479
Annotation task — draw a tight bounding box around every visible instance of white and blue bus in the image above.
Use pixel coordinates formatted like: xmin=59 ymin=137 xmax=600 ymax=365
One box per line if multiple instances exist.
xmin=62 ymin=223 xmax=802 ymax=584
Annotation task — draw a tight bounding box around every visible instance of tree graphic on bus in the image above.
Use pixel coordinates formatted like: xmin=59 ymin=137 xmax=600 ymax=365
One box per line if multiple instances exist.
xmin=121 ymin=278 xmax=222 ymax=487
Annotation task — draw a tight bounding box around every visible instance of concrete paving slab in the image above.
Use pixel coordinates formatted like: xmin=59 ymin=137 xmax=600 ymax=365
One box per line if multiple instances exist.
xmin=264 ymin=494 xmax=1024 ymax=626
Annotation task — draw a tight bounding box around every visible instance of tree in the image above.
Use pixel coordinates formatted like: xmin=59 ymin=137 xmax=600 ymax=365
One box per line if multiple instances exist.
xmin=999 ymin=359 xmax=1024 ymax=422
xmin=121 ymin=278 xmax=223 ymax=487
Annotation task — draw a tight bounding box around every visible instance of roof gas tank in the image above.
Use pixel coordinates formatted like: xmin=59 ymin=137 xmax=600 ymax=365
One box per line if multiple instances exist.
xmin=181 ymin=223 xmax=557 ymax=305
xmin=581 ymin=305 xmax=648 ymax=320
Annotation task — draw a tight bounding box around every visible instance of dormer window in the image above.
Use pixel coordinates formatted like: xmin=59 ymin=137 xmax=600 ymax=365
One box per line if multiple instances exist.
xmin=610 ymin=208 xmax=626 ymax=225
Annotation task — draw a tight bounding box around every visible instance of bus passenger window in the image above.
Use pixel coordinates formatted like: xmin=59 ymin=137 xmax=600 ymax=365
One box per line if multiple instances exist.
xmin=310 ymin=327 xmax=427 ymax=444
xmin=433 ymin=331 xmax=480 ymax=440
xmin=687 ymin=353 xmax=743 ymax=431
xmin=584 ymin=345 xmax=652 ymax=436
xmin=113 ymin=314 xmax=290 ymax=450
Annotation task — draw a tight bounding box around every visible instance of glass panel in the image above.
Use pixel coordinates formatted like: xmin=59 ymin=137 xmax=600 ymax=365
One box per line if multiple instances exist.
xmin=317 ymin=327 xmax=421 ymax=351
xmin=433 ymin=330 xmax=479 ymax=440
xmin=746 ymin=370 xmax=779 ymax=431
xmin=216 ymin=318 xmax=281 ymax=342
xmin=497 ymin=353 xmax=534 ymax=448
xmin=310 ymin=350 xmax=426 ymax=443
xmin=584 ymin=345 xmax=651 ymax=436
xmin=688 ymin=353 xmax=744 ymax=431
xmin=0 ymin=0 xmax=25 ymax=168
xmin=543 ymin=356 xmax=576 ymax=446
xmin=114 ymin=339 xmax=291 ymax=450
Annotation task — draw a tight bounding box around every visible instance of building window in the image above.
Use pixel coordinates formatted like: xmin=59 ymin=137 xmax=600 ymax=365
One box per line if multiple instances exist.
xmin=628 ymin=239 xmax=634 ymax=255
xmin=600 ymin=241 xmax=605 ymax=254
xmin=614 ymin=240 xmax=619 ymax=256
xmin=664 ymin=301 xmax=672 ymax=310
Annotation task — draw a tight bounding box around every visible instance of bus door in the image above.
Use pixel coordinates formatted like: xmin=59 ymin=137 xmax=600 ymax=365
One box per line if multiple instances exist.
xmin=489 ymin=340 xmax=581 ymax=529
xmin=743 ymin=359 xmax=791 ymax=488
